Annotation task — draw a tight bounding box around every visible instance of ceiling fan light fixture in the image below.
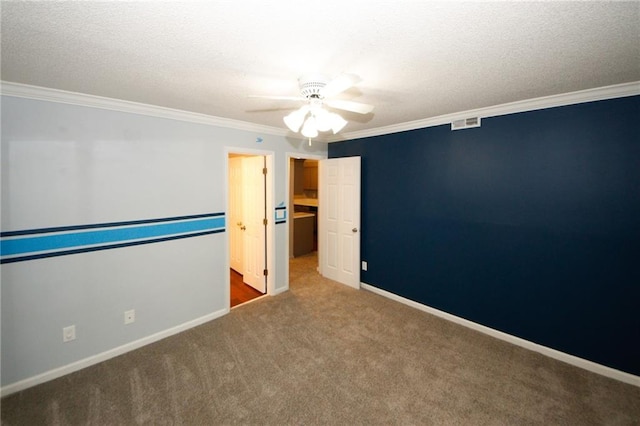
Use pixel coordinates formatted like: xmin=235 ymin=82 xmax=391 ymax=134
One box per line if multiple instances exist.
xmin=301 ymin=116 xmax=318 ymax=138
xmin=283 ymin=112 xmax=303 ymax=132
xmin=260 ymin=74 xmax=372 ymax=137
xmin=313 ymin=108 xmax=333 ymax=132
xmin=329 ymin=112 xmax=347 ymax=134
xmin=283 ymin=106 xmax=309 ymax=133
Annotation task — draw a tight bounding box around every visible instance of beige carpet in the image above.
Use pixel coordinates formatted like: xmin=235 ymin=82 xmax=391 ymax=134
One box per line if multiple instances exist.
xmin=2 ymin=252 xmax=639 ymax=425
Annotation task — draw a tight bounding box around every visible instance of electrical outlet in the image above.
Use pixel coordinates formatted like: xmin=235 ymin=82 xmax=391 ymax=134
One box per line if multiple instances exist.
xmin=124 ymin=309 xmax=135 ymax=325
xmin=362 ymin=261 xmax=368 ymax=271
xmin=63 ymin=325 xmax=76 ymax=342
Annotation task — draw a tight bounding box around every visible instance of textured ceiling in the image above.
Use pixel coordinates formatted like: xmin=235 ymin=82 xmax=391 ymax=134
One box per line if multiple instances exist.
xmin=2 ymin=1 xmax=639 ymax=139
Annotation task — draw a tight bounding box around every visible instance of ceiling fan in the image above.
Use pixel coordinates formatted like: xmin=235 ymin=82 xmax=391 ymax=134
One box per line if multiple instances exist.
xmin=251 ymin=74 xmax=374 ymax=138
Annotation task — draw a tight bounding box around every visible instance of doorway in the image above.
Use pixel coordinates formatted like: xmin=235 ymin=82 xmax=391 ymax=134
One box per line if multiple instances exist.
xmin=287 ymin=154 xmax=324 ymax=286
xmin=227 ymin=151 xmax=274 ymax=308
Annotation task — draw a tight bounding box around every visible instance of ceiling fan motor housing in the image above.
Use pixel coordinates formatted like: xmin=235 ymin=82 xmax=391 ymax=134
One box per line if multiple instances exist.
xmin=299 ymin=75 xmax=328 ymax=99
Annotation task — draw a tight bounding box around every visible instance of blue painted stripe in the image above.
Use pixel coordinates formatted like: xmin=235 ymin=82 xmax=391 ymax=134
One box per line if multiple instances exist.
xmin=1 ymin=230 xmax=223 ymax=264
xmin=1 ymin=213 xmax=226 ymax=264
xmin=0 ymin=213 xmax=224 ymax=237
xmin=1 ymin=217 xmax=224 ymax=256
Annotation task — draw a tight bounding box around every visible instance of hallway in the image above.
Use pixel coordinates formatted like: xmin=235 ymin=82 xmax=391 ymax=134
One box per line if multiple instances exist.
xmin=230 ymin=269 xmax=264 ymax=308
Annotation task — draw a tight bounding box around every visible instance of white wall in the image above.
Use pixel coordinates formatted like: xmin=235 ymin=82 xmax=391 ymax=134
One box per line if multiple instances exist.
xmin=0 ymin=95 xmax=326 ymax=390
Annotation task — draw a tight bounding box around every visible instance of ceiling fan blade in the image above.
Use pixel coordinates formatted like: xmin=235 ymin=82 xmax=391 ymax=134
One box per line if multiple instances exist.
xmin=321 ymin=74 xmax=362 ymax=98
xmin=248 ymin=95 xmax=305 ymax=101
xmin=325 ymin=99 xmax=374 ymax=114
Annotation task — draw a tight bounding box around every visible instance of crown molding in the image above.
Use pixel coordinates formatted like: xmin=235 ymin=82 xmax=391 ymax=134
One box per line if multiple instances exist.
xmin=0 ymin=81 xmax=289 ymax=137
xmin=3 ymin=80 xmax=638 ymax=142
xmin=330 ymin=81 xmax=640 ymax=142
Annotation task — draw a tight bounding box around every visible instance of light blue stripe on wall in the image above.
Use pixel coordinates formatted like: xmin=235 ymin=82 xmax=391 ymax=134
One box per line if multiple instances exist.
xmin=1 ymin=217 xmax=223 ymax=256
xmin=1 ymin=215 xmax=225 ymax=262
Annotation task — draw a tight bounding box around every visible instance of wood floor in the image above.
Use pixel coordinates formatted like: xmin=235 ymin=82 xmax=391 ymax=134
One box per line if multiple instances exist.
xmin=230 ymin=269 xmax=265 ymax=307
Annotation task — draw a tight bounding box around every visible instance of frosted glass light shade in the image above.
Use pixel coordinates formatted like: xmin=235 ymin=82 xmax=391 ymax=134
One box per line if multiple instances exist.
xmin=284 ymin=105 xmax=347 ymax=136
xmin=329 ymin=113 xmax=347 ymax=133
xmin=314 ymin=108 xmax=333 ymax=132
xmin=283 ymin=106 xmax=309 ymax=132
xmin=301 ymin=116 xmax=318 ymax=138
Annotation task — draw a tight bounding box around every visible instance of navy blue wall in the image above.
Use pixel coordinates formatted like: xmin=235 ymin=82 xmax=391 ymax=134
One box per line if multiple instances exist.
xmin=329 ymin=96 xmax=640 ymax=375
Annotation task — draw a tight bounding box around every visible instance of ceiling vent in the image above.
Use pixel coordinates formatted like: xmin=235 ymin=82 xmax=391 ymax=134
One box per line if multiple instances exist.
xmin=451 ymin=117 xmax=481 ymax=130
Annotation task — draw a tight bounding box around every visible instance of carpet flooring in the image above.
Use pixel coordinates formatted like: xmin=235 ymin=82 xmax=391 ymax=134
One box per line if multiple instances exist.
xmin=2 ymin=252 xmax=639 ymax=425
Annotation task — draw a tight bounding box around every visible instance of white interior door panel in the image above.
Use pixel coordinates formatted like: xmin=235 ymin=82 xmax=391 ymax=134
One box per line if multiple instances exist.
xmin=319 ymin=156 xmax=361 ymax=289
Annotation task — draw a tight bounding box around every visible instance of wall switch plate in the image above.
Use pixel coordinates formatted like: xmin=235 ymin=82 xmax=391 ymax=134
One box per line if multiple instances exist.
xmin=124 ymin=309 xmax=135 ymax=325
xmin=362 ymin=261 xmax=368 ymax=271
xmin=63 ymin=325 xmax=76 ymax=342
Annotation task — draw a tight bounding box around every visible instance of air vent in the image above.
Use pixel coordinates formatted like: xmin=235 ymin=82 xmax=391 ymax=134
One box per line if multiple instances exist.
xmin=451 ymin=117 xmax=481 ymax=130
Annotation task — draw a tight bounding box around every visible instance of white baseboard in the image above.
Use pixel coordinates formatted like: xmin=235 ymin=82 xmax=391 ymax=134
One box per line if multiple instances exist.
xmin=361 ymin=283 xmax=640 ymax=388
xmin=272 ymin=285 xmax=289 ymax=296
xmin=0 ymin=308 xmax=229 ymax=397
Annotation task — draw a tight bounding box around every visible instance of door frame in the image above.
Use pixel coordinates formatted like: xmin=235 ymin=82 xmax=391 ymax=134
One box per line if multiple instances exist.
xmin=225 ymin=147 xmax=275 ymax=309
xmin=284 ymin=152 xmax=326 ymax=291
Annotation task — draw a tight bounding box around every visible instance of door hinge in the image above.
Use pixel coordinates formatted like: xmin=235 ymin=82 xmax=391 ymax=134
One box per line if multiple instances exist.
xmin=262 ymin=167 xmax=267 ymax=175
xmin=263 ymin=269 xmax=268 ymax=276
xmin=263 ymin=218 xmax=268 ymax=226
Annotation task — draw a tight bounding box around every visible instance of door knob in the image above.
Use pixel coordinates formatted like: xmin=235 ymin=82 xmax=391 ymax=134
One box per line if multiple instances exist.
xmin=352 ymin=228 xmax=358 ymax=233
xmin=240 ymin=225 xmax=246 ymax=231
xmin=237 ymin=222 xmax=243 ymax=226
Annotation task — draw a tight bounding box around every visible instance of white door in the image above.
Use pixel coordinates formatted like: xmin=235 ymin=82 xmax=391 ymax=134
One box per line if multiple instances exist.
xmin=319 ymin=156 xmax=361 ymax=289
xmin=228 ymin=156 xmax=244 ymax=273
xmin=242 ymin=155 xmax=267 ymax=293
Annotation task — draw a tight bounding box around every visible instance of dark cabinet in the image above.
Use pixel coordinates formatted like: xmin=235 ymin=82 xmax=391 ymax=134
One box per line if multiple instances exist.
xmin=293 ymin=212 xmax=315 ymax=257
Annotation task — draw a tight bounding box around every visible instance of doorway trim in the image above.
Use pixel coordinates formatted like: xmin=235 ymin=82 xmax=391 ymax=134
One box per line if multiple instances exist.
xmin=225 ymin=147 xmax=275 ymax=310
xmin=284 ymin=151 xmax=326 ymax=291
